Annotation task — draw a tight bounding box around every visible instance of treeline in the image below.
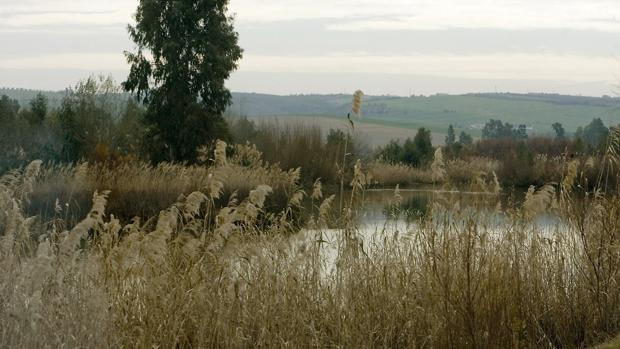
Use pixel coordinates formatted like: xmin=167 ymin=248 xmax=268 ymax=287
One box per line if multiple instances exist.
xmin=1 ymin=75 xmax=617 ymax=189
xmin=0 ymin=77 xmax=361 ymax=185
xmin=0 ymin=76 xmax=146 ymax=173
xmin=370 ymin=117 xmax=617 ymax=187
xmin=470 ymin=118 xmax=612 ymax=186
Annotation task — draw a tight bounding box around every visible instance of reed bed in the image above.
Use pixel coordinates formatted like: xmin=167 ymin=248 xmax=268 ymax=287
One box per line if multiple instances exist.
xmin=1 ymin=141 xmax=620 ymax=348
xmin=22 ymin=143 xmax=302 ymax=226
xmin=368 ymin=157 xmax=501 ymax=191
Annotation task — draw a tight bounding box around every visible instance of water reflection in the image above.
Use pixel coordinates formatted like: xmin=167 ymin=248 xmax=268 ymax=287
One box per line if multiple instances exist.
xmin=292 ymin=187 xmax=565 ymax=277
xmin=355 ymin=188 xmax=504 ymax=225
xmin=329 ymin=187 xmax=560 ymax=229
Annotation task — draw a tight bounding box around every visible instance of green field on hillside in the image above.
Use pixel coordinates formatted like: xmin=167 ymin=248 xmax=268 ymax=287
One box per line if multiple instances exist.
xmin=230 ymin=92 xmax=620 ymax=139
xmin=2 ymin=87 xmax=618 ymax=143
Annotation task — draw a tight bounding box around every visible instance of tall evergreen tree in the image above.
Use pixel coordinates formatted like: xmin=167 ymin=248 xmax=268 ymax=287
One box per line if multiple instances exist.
xmin=28 ymin=92 xmax=48 ymax=125
xmin=445 ymin=124 xmax=456 ymax=146
xmin=410 ymin=127 xmax=433 ymax=166
xmin=124 ymin=0 xmax=243 ymax=162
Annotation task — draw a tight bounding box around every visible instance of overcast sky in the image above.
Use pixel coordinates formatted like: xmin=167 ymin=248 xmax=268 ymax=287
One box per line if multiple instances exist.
xmin=1 ymin=0 xmax=620 ymax=95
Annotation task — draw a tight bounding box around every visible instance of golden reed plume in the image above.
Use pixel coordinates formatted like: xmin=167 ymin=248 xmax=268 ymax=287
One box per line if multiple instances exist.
xmin=351 ymin=90 xmax=364 ymax=116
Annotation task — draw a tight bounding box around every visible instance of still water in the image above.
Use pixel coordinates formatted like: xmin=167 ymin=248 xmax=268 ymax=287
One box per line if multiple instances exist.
xmin=328 ymin=186 xmax=560 ymax=228
xmin=290 ymin=187 xmax=564 ymax=272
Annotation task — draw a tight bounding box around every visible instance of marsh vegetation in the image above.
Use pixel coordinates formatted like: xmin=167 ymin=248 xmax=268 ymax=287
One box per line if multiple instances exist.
xmin=1 ymin=130 xmax=620 ymax=347
xmin=2 ymin=0 xmax=620 ymax=347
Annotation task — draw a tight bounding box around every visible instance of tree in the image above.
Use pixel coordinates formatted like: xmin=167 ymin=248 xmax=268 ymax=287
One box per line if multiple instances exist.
xmin=459 ymin=131 xmax=473 ymax=145
xmin=124 ymin=0 xmax=243 ymax=162
xmin=482 ymin=119 xmax=514 ymax=139
xmin=515 ymin=124 xmax=528 ymax=140
xmin=0 ymin=96 xmax=21 ymax=172
xmin=552 ymin=122 xmax=565 ymax=140
xmin=115 ymin=99 xmax=147 ymax=156
xmin=378 ymin=139 xmax=403 ymax=164
xmin=445 ymin=124 xmax=456 ymax=146
xmin=582 ymin=118 xmax=609 ymax=151
xmin=399 ymin=129 xmax=434 ymax=166
xmin=0 ymin=95 xmax=19 ymax=124
xmin=28 ymin=92 xmax=48 ymax=125
xmin=402 ymin=138 xmax=417 ymax=165
xmin=482 ymin=119 xmax=527 ymax=140
xmin=56 ymin=76 xmax=118 ymax=162
xmin=413 ymin=128 xmax=434 ymax=165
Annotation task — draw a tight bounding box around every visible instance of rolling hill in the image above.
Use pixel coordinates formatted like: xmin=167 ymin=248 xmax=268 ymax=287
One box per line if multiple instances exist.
xmin=229 ymin=92 xmax=620 ymax=138
xmin=2 ymin=87 xmax=618 ymax=146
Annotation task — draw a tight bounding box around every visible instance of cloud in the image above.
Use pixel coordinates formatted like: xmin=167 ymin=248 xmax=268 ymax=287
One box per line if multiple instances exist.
xmin=226 ymin=71 xmax=614 ymax=97
xmin=325 ymin=16 xmax=620 ymax=32
xmin=0 ymin=12 xmax=128 ymax=29
xmin=0 ymin=0 xmax=134 ymax=30
xmin=231 ymin=0 xmax=620 ymax=32
xmin=1 ymin=0 xmax=618 ymax=96
xmin=0 ymin=53 xmax=127 ymax=70
xmin=239 ymin=23 xmax=620 ymax=57
xmin=238 ymin=53 xmax=618 ymax=82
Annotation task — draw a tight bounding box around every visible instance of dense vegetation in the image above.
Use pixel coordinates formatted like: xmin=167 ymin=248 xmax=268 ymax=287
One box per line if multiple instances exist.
xmin=1 ymin=136 xmax=620 ymax=347
xmin=2 ymin=79 xmax=618 ymax=347
xmin=123 ymin=0 xmax=242 ymax=162
xmin=2 ymin=0 xmax=620 ymax=346
xmin=2 ymin=88 xmax=619 ymax=139
xmin=1 ymin=81 xmax=617 ymax=190
xmin=0 ymin=77 xmax=145 ymax=173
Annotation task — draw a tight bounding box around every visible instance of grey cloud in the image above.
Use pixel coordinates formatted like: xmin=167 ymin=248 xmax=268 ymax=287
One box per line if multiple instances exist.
xmin=587 ymin=17 xmax=620 ymax=24
xmin=2 ymin=68 xmax=612 ymax=97
xmin=238 ymin=20 xmax=620 ymax=57
xmin=227 ymin=71 xmax=615 ymax=97
xmin=0 ymin=10 xmax=116 ymax=17
xmin=0 ymin=30 xmax=131 ymax=59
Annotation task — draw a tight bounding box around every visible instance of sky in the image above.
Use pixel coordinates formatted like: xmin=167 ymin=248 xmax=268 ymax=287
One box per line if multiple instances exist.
xmin=1 ymin=0 xmax=620 ymax=96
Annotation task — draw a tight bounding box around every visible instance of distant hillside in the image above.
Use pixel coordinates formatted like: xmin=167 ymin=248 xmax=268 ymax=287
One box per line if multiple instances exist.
xmin=0 ymin=88 xmax=67 ymax=110
xmin=229 ymin=92 xmax=620 ymax=138
xmin=2 ymin=87 xmax=618 ymax=142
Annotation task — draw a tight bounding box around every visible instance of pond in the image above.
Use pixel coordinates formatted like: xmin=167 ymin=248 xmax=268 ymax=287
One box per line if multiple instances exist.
xmin=288 ymin=186 xmax=566 ymax=274
xmin=326 ymin=186 xmax=561 ymax=229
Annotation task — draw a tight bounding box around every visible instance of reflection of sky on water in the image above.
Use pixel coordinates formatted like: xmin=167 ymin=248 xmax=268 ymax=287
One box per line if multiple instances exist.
xmin=342 ymin=188 xmax=562 ymax=228
xmin=294 ymin=188 xmax=566 ymax=276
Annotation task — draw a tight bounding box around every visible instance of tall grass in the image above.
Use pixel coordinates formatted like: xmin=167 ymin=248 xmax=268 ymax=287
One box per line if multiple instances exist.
xmin=368 ymin=156 xmax=501 ymax=191
xmin=1 ymin=138 xmax=620 ymax=348
xmin=24 ymin=143 xmax=303 ymax=225
xmin=229 ymin=117 xmax=371 ymax=185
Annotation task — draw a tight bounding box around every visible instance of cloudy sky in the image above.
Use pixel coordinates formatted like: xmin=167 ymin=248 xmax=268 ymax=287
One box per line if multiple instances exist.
xmin=1 ymin=0 xmax=619 ymax=95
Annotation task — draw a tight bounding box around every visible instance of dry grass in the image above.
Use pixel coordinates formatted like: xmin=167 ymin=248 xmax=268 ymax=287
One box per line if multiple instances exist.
xmin=368 ymin=156 xmax=500 ymax=191
xmin=1 ymin=141 xmax=620 ymax=348
xmin=25 ymin=143 xmax=302 ymax=226
xmin=231 ymin=119 xmax=343 ymax=184
xmin=595 ymin=334 xmax=620 ymax=349
xmin=367 ymin=160 xmax=434 ymax=186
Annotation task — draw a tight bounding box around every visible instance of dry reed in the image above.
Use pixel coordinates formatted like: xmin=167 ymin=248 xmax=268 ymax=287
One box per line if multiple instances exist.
xmin=1 ymin=141 xmax=619 ymax=348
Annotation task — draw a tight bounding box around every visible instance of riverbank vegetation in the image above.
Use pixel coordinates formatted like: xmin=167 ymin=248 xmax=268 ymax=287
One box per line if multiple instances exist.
xmin=1 ymin=135 xmax=619 ymax=347
xmin=1 ymin=80 xmax=617 ymax=191
xmin=2 ymin=0 xmax=620 ymax=345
